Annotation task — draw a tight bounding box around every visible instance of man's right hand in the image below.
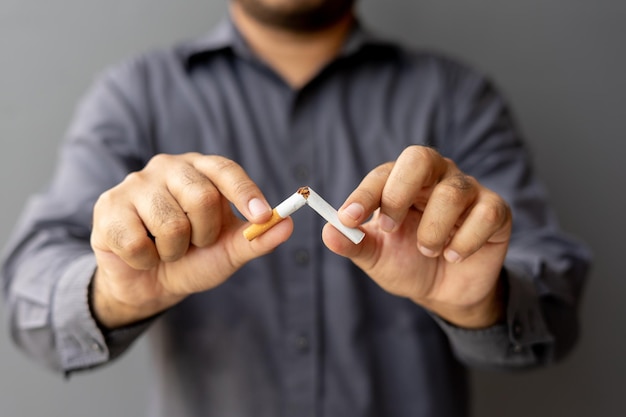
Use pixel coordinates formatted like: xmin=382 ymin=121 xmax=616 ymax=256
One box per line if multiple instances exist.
xmin=90 ymin=153 xmax=293 ymax=329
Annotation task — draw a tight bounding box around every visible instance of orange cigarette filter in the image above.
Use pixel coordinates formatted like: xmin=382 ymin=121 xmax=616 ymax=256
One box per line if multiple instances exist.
xmin=243 ymin=209 xmax=285 ymax=241
xmin=243 ymin=190 xmax=308 ymax=241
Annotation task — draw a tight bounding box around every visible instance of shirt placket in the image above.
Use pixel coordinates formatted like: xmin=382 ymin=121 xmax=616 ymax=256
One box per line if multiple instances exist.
xmin=281 ymin=89 xmax=321 ymax=417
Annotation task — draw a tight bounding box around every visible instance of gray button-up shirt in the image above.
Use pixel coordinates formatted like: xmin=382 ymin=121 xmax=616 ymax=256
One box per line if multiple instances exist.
xmin=1 ymin=15 xmax=590 ymax=417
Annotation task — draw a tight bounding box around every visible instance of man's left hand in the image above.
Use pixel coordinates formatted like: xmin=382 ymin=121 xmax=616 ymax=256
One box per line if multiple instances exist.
xmin=323 ymin=146 xmax=511 ymax=329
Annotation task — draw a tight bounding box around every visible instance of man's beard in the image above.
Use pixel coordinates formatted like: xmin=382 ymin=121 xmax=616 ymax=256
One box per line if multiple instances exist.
xmin=234 ymin=0 xmax=356 ymax=32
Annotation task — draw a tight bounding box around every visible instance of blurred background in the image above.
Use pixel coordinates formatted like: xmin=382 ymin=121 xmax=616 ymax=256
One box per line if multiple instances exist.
xmin=1 ymin=1 xmax=624 ymax=416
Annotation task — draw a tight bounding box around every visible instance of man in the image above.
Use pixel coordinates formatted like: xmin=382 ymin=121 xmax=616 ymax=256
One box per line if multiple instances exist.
xmin=1 ymin=1 xmax=590 ymax=416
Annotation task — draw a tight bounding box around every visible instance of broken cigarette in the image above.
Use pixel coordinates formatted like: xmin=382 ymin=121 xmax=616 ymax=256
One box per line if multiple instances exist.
xmin=243 ymin=186 xmax=365 ymax=244
xmin=304 ymin=187 xmax=365 ymax=244
xmin=242 ymin=190 xmax=307 ymax=241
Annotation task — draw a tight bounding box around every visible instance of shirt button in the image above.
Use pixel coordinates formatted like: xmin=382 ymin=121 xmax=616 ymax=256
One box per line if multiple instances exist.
xmin=513 ymin=320 xmax=523 ymax=338
xmin=295 ymin=335 xmax=310 ymax=353
xmin=294 ymin=249 xmax=310 ymax=266
xmin=91 ymin=340 xmax=104 ymax=353
xmin=293 ymin=165 xmax=309 ymax=182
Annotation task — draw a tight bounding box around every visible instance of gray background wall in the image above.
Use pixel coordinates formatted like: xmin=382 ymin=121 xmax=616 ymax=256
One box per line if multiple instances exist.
xmin=1 ymin=1 xmax=623 ymax=416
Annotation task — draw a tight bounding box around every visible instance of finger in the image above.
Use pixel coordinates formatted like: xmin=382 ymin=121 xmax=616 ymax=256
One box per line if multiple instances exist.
xmin=164 ymin=162 xmax=225 ymax=247
xmin=417 ymin=172 xmax=480 ymax=257
xmin=379 ymin=146 xmax=448 ymax=232
xmin=122 ymin=162 xmax=194 ymax=263
xmin=443 ymin=192 xmax=512 ymax=263
xmin=338 ymin=162 xmax=391 ymax=227
xmin=225 ymin=216 xmax=295 ymax=270
xmin=173 ymin=217 xmax=292 ymax=293
xmin=321 ymin=222 xmax=377 ymax=270
xmin=190 ymin=154 xmax=272 ymax=222
xmin=133 ymin=184 xmax=192 ymax=262
xmin=92 ymin=192 xmax=159 ymax=270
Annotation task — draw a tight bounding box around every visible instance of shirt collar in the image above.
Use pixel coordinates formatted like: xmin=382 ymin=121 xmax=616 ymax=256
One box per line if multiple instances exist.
xmin=179 ymin=13 xmax=394 ymax=65
xmin=178 ymin=18 xmax=238 ymax=61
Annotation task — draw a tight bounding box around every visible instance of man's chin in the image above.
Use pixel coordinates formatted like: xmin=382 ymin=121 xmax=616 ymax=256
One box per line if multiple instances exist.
xmin=234 ymin=0 xmax=356 ymax=32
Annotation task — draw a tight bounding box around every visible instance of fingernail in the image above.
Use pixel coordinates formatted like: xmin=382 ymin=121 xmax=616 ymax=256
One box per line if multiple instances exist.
xmin=444 ymin=249 xmax=462 ymax=264
xmin=379 ymin=214 xmax=396 ymax=232
xmin=418 ymin=244 xmax=437 ymax=257
xmin=342 ymin=202 xmax=364 ymax=221
xmin=248 ymin=198 xmax=270 ymax=218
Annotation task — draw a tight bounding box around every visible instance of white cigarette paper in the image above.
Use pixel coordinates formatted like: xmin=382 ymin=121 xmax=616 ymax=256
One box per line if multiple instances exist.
xmin=275 ymin=191 xmax=308 ymax=217
xmin=243 ymin=192 xmax=306 ymax=241
xmin=303 ymin=187 xmax=365 ymax=244
xmin=243 ymin=186 xmax=365 ymax=245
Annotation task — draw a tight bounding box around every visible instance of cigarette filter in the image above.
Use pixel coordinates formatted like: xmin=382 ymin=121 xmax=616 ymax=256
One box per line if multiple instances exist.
xmin=243 ymin=191 xmax=307 ymax=240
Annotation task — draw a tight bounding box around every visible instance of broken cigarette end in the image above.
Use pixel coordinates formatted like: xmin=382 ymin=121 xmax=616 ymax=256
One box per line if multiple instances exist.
xmin=297 ymin=186 xmax=310 ymax=199
xmin=305 ymin=188 xmax=365 ymax=244
xmin=243 ymin=191 xmax=308 ymax=241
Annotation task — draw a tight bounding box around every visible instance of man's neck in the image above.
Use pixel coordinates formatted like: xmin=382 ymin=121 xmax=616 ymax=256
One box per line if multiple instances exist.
xmin=230 ymin=3 xmax=355 ymax=88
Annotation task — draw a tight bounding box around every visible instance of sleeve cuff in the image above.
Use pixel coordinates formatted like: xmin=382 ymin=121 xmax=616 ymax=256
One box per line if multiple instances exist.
xmin=51 ymin=254 xmax=153 ymax=373
xmin=432 ymin=266 xmax=554 ymax=369
xmin=52 ymin=253 xmax=109 ymax=371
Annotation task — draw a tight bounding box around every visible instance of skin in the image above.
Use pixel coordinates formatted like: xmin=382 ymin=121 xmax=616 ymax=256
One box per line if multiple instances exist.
xmin=236 ymin=0 xmax=355 ymax=32
xmin=230 ymin=0 xmax=356 ymax=87
xmin=91 ymin=0 xmax=510 ymax=330
xmin=327 ymin=147 xmax=510 ymax=328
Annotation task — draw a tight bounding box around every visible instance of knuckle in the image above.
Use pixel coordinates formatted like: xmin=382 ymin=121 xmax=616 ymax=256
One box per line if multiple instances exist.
xmin=204 ymin=157 xmax=257 ymax=198
xmin=418 ymin=221 xmax=447 ymax=248
xmin=93 ymin=191 xmax=124 ymax=231
xmin=187 ymin=185 xmax=221 ymax=210
xmin=435 ymin=174 xmax=476 ymax=204
xmin=447 ymin=173 xmax=476 ymax=192
xmin=158 ymin=218 xmax=191 ymax=241
xmin=178 ymin=164 xmax=204 ymax=187
xmin=407 ymin=145 xmax=439 ymax=162
xmin=150 ymin=193 xmax=179 ymax=224
xmin=411 ymin=145 xmax=444 ymax=169
xmin=355 ymin=187 xmax=379 ymax=207
xmin=381 ymin=190 xmax=405 ymax=211
xmin=94 ymin=189 xmax=115 ymax=213
xmin=460 ymin=229 xmax=485 ymax=251
xmin=232 ymin=179 xmax=257 ymax=198
xmin=401 ymin=146 xmax=443 ymax=183
xmin=147 ymin=153 xmax=173 ymax=168
xmin=182 ymin=151 xmax=202 ymax=159
xmin=373 ymin=162 xmax=394 ymax=178
xmin=123 ymin=236 xmax=152 ymax=259
xmin=405 ymin=146 xmax=436 ymax=170
xmin=121 ymin=170 xmax=144 ymax=187
xmin=435 ymin=182 xmax=467 ymax=206
xmin=211 ymin=156 xmax=240 ymax=173
xmin=108 ymin=224 xmax=151 ymax=258
xmin=104 ymin=221 xmax=127 ymax=250
xmin=476 ymin=198 xmax=509 ymax=227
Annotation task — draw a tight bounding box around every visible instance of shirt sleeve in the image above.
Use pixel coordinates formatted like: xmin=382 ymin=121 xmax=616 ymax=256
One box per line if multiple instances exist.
xmin=432 ymin=266 xmax=554 ymax=369
xmin=431 ymin=61 xmax=592 ymax=369
xmin=1 ymin=58 xmax=154 ymax=374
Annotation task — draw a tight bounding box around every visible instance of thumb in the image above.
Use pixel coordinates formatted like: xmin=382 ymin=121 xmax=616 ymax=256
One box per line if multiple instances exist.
xmin=321 ymin=223 xmax=378 ymax=271
xmin=227 ymin=217 xmax=294 ymax=268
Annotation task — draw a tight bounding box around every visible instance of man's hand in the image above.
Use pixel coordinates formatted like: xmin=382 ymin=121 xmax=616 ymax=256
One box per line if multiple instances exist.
xmin=323 ymin=146 xmax=511 ymax=329
xmin=90 ymin=153 xmax=293 ymax=329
